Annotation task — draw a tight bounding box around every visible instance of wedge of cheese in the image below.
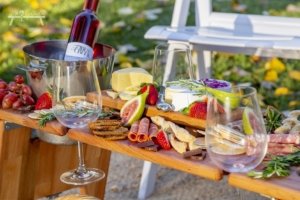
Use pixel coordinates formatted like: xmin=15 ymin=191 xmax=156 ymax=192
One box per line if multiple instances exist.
xmin=111 ymin=68 xmax=153 ymax=92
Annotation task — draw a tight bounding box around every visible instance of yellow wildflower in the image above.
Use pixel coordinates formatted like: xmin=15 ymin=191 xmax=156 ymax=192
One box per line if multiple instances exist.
xmin=59 ymin=17 xmax=73 ymax=26
xmin=264 ymin=58 xmax=285 ymax=73
xmin=120 ymin=62 xmax=132 ymax=68
xmin=289 ymin=101 xmax=300 ymax=107
xmin=264 ymin=70 xmax=278 ymax=82
xmin=29 ymin=0 xmax=39 ymax=9
xmin=250 ymin=55 xmax=260 ymax=62
xmin=288 ymin=70 xmax=300 ymax=81
xmin=2 ymin=31 xmax=19 ymax=43
xmin=274 ymin=87 xmax=289 ymax=96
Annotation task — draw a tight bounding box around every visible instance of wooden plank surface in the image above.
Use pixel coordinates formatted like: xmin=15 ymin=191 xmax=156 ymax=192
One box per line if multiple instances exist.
xmin=68 ymin=128 xmax=223 ymax=181
xmin=228 ymin=172 xmax=300 ymax=200
xmin=0 ymin=109 xmax=67 ymax=136
xmin=87 ymin=92 xmax=206 ymax=130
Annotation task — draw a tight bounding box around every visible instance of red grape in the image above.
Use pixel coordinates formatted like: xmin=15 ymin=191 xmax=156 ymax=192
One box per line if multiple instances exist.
xmin=21 ymin=94 xmax=35 ymax=105
xmin=14 ymin=75 xmax=25 ymax=84
xmin=2 ymin=93 xmax=19 ymax=109
xmin=21 ymin=84 xmax=32 ymax=96
xmin=0 ymin=81 xmax=7 ymax=89
xmin=12 ymin=98 xmax=24 ymax=109
xmin=0 ymin=89 xmax=9 ymax=104
xmin=8 ymin=82 xmax=19 ymax=92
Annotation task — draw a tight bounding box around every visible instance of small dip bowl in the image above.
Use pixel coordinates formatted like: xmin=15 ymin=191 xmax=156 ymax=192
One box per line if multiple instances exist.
xmin=200 ymin=78 xmax=231 ymax=92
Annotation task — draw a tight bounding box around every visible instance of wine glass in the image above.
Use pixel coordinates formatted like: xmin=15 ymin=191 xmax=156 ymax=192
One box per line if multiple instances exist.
xmin=205 ymin=86 xmax=268 ymax=173
xmin=152 ymin=43 xmax=196 ymax=111
xmin=52 ymin=62 xmax=105 ymax=185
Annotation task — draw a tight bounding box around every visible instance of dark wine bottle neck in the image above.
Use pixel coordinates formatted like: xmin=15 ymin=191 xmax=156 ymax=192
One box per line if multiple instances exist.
xmin=83 ymin=0 xmax=99 ymax=12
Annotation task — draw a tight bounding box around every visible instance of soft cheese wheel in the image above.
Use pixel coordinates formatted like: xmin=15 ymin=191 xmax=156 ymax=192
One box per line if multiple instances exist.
xmin=111 ymin=68 xmax=153 ymax=92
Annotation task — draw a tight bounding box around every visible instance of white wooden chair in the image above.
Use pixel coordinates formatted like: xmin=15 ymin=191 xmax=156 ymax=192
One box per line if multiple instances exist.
xmin=138 ymin=0 xmax=300 ymax=199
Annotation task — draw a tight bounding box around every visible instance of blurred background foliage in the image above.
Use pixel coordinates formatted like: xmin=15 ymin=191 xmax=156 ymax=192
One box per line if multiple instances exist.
xmin=0 ymin=0 xmax=300 ymax=110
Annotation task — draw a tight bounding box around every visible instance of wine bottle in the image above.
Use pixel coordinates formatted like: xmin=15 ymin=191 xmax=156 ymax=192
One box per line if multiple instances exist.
xmin=64 ymin=0 xmax=100 ymax=61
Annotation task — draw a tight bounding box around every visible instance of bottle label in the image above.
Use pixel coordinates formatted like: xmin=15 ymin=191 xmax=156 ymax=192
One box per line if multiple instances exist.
xmin=64 ymin=42 xmax=93 ymax=61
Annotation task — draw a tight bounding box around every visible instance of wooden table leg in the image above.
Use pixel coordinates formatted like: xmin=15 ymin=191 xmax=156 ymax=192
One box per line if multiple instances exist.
xmin=0 ymin=121 xmax=32 ymax=200
xmin=0 ymin=121 xmax=112 ymax=200
xmin=32 ymin=141 xmax=111 ymax=199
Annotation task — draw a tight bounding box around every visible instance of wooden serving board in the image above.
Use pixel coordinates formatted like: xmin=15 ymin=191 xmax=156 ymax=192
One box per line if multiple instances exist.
xmin=67 ymin=128 xmax=223 ymax=181
xmin=87 ymin=92 xmax=206 ymax=130
xmin=228 ymin=171 xmax=300 ymax=200
xmin=0 ymin=109 xmax=67 ymax=136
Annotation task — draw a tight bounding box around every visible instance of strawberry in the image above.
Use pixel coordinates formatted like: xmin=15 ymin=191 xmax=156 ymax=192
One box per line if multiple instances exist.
xmin=186 ymin=101 xmax=207 ymax=120
xmin=156 ymin=130 xmax=171 ymax=150
xmin=138 ymin=83 xmax=158 ymax=105
xmin=35 ymin=92 xmax=52 ymax=110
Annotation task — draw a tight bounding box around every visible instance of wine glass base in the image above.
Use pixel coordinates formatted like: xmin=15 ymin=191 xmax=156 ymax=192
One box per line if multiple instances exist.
xmin=60 ymin=168 xmax=105 ymax=186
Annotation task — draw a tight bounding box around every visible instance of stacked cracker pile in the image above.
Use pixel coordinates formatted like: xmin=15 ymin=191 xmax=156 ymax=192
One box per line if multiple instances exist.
xmin=89 ymin=119 xmax=128 ymax=140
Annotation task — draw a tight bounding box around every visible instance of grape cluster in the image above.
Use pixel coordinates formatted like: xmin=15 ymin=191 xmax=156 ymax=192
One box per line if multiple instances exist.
xmin=0 ymin=75 xmax=35 ymax=110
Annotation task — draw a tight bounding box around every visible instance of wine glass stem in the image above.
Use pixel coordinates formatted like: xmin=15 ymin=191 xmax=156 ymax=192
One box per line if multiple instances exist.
xmin=76 ymin=141 xmax=87 ymax=173
xmin=158 ymin=86 xmax=165 ymax=102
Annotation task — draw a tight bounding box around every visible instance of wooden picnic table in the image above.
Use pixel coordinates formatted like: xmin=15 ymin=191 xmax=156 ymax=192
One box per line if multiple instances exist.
xmin=0 ymin=109 xmax=110 ymax=200
xmin=0 ymin=96 xmax=300 ymax=199
xmin=229 ymin=171 xmax=300 ymax=200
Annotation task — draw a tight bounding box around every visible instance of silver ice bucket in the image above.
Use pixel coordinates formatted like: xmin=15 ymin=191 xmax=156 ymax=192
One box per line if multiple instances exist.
xmin=22 ymin=40 xmax=115 ymax=98
xmin=22 ymin=40 xmax=115 ymax=144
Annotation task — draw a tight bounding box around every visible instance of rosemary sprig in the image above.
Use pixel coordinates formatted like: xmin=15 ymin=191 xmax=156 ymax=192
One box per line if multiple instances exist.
xmin=264 ymin=106 xmax=284 ymax=133
xmin=248 ymin=151 xmax=300 ymax=179
xmin=38 ymin=112 xmax=56 ymax=127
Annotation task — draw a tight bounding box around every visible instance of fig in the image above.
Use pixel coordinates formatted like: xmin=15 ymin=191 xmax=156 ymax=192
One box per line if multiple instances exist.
xmin=21 ymin=94 xmax=35 ymax=105
xmin=2 ymin=93 xmax=18 ymax=109
xmin=0 ymin=81 xmax=7 ymax=89
xmin=242 ymin=107 xmax=260 ymax=135
xmin=14 ymin=75 xmax=24 ymax=84
xmin=120 ymin=92 xmax=147 ymax=126
xmin=21 ymin=84 xmax=32 ymax=96
xmin=12 ymin=98 xmax=24 ymax=109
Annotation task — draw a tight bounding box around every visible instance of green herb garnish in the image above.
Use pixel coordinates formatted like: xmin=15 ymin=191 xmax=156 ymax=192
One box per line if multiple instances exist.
xmin=264 ymin=106 xmax=284 ymax=133
xmin=248 ymin=151 xmax=300 ymax=179
xmin=38 ymin=112 xmax=56 ymax=127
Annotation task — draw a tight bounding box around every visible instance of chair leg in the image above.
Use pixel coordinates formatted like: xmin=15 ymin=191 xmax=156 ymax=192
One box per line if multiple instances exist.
xmin=195 ymin=50 xmax=212 ymax=79
xmin=138 ymin=161 xmax=158 ymax=200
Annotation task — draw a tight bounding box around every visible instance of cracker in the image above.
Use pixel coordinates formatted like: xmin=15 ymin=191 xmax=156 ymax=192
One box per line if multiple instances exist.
xmin=92 ymin=127 xmax=128 ymax=136
xmin=102 ymin=134 xmax=128 ymax=140
xmin=150 ymin=116 xmax=166 ymax=127
xmin=169 ymin=134 xmax=187 ymax=154
xmin=169 ymin=122 xmax=195 ymax=143
xmin=91 ymin=125 xmax=120 ymax=131
xmin=89 ymin=119 xmax=122 ymax=127
xmin=192 ymin=137 xmax=206 ymax=149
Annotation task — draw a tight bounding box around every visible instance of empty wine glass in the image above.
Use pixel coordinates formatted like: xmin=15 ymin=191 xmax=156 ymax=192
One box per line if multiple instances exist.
xmin=152 ymin=43 xmax=195 ymax=111
xmin=205 ymin=86 xmax=268 ymax=173
xmin=52 ymin=62 xmax=104 ymax=185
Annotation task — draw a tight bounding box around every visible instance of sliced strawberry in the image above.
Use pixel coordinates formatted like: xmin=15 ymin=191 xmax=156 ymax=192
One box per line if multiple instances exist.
xmin=156 ymin=130 xmax=171 ymax=150
xmin=35 ymin=92 xmax=52 ymax=110
xmin=138 ymin=83 xmax=158 ymax=105
xmin=187 ymin=101 xmax=207 ymax=120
